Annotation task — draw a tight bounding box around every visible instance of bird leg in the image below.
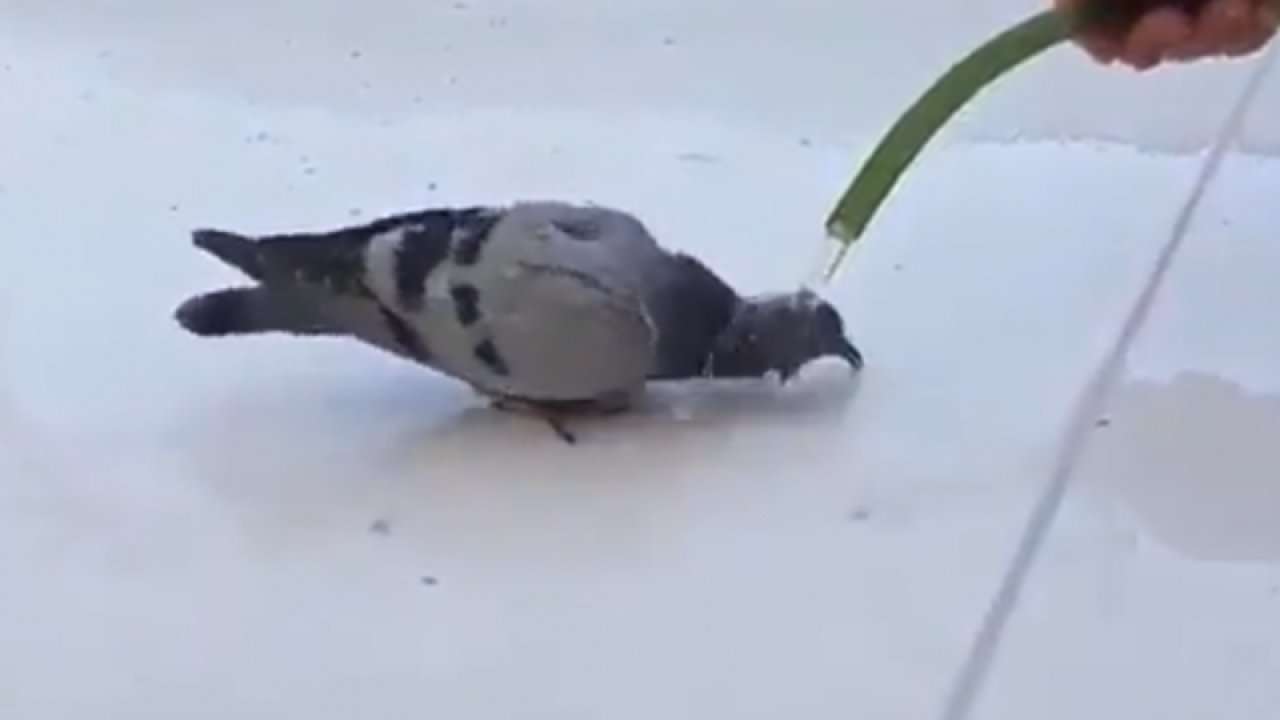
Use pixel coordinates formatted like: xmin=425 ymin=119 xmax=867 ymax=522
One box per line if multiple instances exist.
xmin=487 ymin=397 xmax=579 ymax=444
xmin=543 ymin=414 xmax=578 ymax=444
xmin=487 ymin=393 xmax=635 ymax=445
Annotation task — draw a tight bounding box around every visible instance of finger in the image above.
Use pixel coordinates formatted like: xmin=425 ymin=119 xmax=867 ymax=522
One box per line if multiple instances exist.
xmin=1184 ymin=0 xmax=1254 ymax=56
xmin=1167 ymin=13 xmax=1223 ymax=60
xmin=1122 ymin=8 xmax=1194 ymax=69
xmin=1221 ymin=1 xmax=1279 ymax=57
xmin=1078 ymin=32 xmax=1124 ymax=63
xmin=1221 ymin=24 xmax=1274 ymax=56
xmin=1056 ymin=0 xmax=1120 ymax=62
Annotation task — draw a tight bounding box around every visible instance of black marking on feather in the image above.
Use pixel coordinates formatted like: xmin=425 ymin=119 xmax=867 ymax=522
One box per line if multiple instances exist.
xmin=246 ymin=230 xmax=373 ymax=297
xmin=392 ymin=217 xmax=454 ymax=311
xmin=223 ymin=206 xmax=499 ymax=300
xmin=449 ymin=283 xmax=482 ymax=326
xmin=378 ymin=305 xmax=430 ymax=361
xmin=449 ymin=208 xmax=501 ymax=266
xmin=472 ymin=338 xmax=509 ymax=376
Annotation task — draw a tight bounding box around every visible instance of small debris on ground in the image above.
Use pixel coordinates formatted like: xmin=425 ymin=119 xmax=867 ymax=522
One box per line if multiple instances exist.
xmin=676 ymin=151 xmax=718 ymax=164
xmin=1094 ymin=417 xmax=1112 ymax=429
xmin=849 ymin=506 xmax=873 ymax=522
xmin=368 ymin=519 xmax=392 ymax=536
xmin=421 ymin=576 xmax=439 ymax=587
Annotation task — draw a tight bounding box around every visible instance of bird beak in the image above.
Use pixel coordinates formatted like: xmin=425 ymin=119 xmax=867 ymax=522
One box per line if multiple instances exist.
xmin=838 ymin=338 xmax=864 ymax=371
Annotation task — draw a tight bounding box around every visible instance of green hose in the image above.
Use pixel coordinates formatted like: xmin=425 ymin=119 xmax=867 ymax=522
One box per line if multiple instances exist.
xmin=819 ymin=0 xmax=1271 ymax=283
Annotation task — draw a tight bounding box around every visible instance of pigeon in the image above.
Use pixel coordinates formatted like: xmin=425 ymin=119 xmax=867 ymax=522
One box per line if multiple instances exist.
xmin=174 ymin=200 xmax=863 ymax=442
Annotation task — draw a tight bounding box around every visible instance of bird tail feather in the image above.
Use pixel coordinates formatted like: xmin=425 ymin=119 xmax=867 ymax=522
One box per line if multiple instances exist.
xmin=192 ymin=229 xmax=265 ymax=281
xmin=174 ymin=287 xmax=333 ymax=337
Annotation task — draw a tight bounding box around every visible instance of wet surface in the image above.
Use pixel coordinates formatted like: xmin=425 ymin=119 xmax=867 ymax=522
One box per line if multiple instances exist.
xmin=1 ymin=0 xmax=1276 ymax=151
xmin=2 ymin=2 xmax=1279 ymax=719
xmin=1091 ymin=371 xmax=1280 ymax=563
xmin=973 ymin=149 xmax=1280 ymax=720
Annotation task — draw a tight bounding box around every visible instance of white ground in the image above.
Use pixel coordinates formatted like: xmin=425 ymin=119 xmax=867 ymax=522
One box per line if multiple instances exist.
xmin=2 ymin=1 xmax=1279 ymax=719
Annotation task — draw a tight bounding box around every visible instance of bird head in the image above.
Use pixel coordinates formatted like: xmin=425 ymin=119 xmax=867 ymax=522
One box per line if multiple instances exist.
xmin=704 ymin=288 xmax=863 ymax=382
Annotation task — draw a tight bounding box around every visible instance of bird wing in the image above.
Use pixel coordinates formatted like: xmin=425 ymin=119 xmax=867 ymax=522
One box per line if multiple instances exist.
xmin=439 ymin=205 xmax=664 ymax=401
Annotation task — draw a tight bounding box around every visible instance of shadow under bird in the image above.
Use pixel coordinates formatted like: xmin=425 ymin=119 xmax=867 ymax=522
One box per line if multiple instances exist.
xmin=174 ymin=201 xmax=864 ymax=442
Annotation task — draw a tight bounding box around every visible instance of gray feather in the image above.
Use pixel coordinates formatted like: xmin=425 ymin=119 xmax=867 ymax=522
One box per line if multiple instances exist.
xmin=192 ymin=230 xmax=265 ymax=281
xmin=175 ymin=286 xmax=337 ymax=337
xmin=174 ymin=285 xmax=424 ymax=361
xmin=364 ymin=202 xmax=668 ymax=402
xmin=177 ymin=201 xmax=769 ymax=404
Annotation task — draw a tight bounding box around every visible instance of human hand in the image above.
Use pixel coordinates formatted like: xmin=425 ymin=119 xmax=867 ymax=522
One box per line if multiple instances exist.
xmin=1055 ymin=0 xmax=1277 ymax=69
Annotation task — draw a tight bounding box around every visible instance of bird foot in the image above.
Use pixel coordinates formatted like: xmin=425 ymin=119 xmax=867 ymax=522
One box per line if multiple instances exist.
xmin=543 ymin=415 xmax=578 ymax=445
xmin=487 ymin=393 xmax=634 ymax=445
xmin=488 ymin=397 xmax=579 ymax=445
